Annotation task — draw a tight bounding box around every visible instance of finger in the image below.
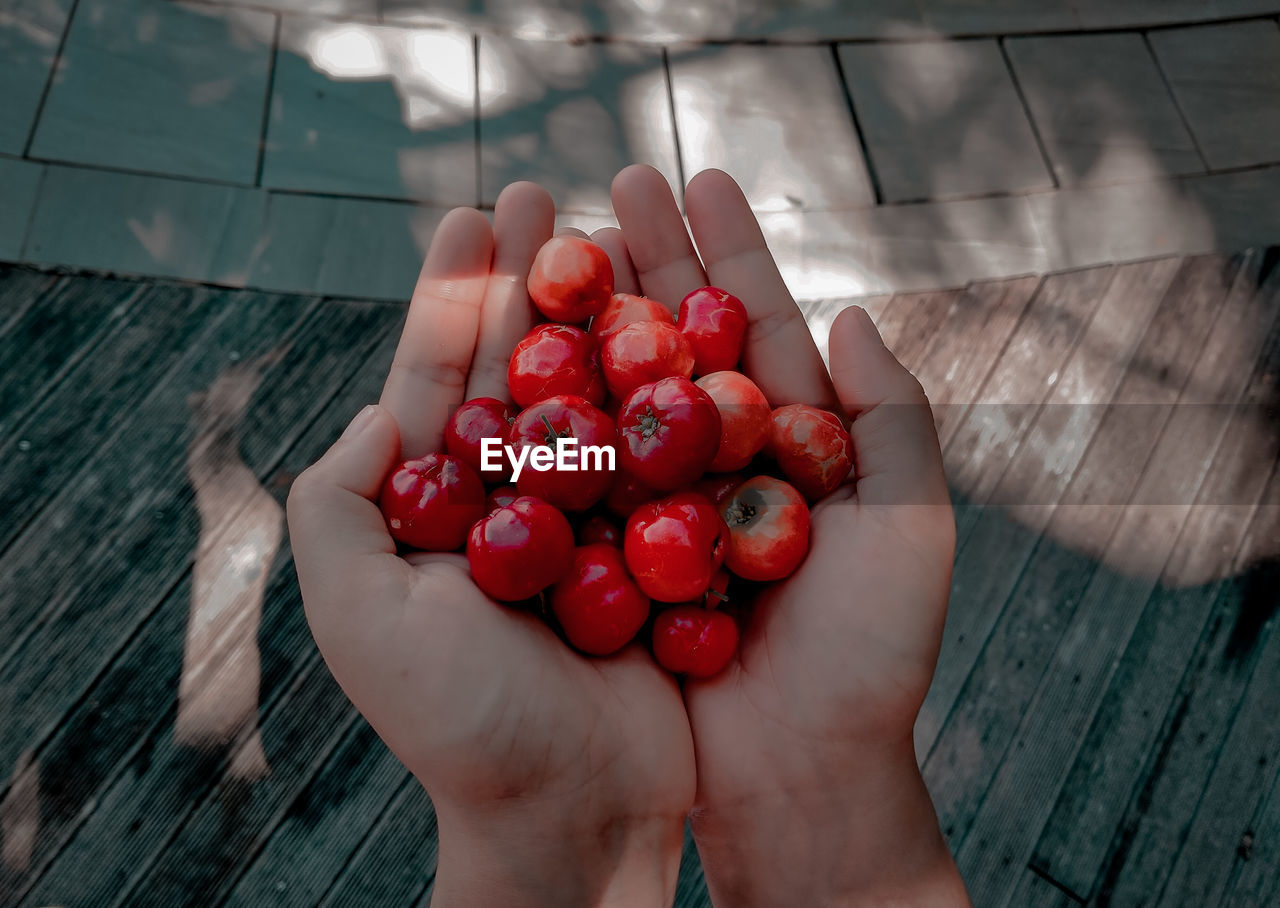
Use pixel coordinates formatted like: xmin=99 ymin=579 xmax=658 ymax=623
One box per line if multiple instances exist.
xmin=611 ymin=164 xmax=706 ymax=312
xmin=287 ymin=405 xmax=407 ymax=608
xmin=556 ymin=225 xmax=590 ymax=239
xmin=828 ymin=306 xmax=949 ymax=508
xmin=685 ymin=168 xmax=839 ymax=410
xmin=591 ymin=226 xmax=640 ymax=296
xmin=381 ymin=207 xmax=494 ymax=458
xmin=465 ymin=182 xmax=555 ymax=402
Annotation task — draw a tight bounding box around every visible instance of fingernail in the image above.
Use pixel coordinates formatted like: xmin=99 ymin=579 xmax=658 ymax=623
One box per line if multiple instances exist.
xmin=341 ymin=405 xmax=379 ymax=441
xmin=848 ymin=305 xmax=886 ymax=347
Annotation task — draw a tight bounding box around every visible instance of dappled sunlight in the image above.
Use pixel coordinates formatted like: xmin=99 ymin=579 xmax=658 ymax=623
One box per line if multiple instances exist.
xmin=177 ymin=353 xmax=286 ymax=781
xmin=309 ymin=24 xmax=385 ymax=78
xmin=0 ymin=750 xmax=38 ymax=873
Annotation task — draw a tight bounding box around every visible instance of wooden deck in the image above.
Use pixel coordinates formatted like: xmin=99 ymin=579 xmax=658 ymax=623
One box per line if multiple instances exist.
xmin=0 ymin=252 xmax=1277 ymax=906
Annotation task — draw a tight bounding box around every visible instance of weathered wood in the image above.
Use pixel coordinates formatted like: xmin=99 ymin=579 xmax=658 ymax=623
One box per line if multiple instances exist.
xmin=912 ymin=276 xmax=1041 ymax=449
xmin=221 ymin=720 xmax=408 ymax=907
xmin=953 ymin=253 xmax=1260 ymax=905
xmin=915 ymin=262 xmax=1133 ymax=759
xmin=1006 ymin=869 xmax=1084 ymax=906
xmin=1092 ymin=468 xmax=1280 ymax=905
xmin=673 ymin=823 xmax=712 ymax=908
xmin=0 ymin=267 xmax=58 ymax=332
xmin=0 ymin=281 xmax=220 ymax=557
xmin=6 ymin=300 xmax=401 ymax=904
xmin=1218 ymin=756 xmax=1280 ymax=907
xmin=923 ymin=258 xmax=1179 ymax=846
xmin=320 ymin=777 xmax=437 ymax=908
xmin=1031 ymin=252 xmax=1280 ymax=896
xmin=0 ymin=271 xmax=143 ymax=444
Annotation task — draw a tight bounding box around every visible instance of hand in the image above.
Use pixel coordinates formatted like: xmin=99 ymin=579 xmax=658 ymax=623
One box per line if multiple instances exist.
xmin=606 ymin=166 xmax=969 ymax=906
xmin=287 ymin=183 xmax=694 ymax=907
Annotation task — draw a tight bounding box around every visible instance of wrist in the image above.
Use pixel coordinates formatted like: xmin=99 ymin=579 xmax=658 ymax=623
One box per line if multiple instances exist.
xmin=431 ymin=793 xmax=685 ymax=907
xmin=690 ymin=736 xmax=968 ymax=907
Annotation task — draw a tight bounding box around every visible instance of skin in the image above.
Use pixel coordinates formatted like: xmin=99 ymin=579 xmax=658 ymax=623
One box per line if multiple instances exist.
xmin=288 ymin=170 xmax=969 ymax=906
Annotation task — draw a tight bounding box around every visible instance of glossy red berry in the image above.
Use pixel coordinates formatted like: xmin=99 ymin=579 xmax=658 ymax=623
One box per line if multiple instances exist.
xmin=446 ymin=397 xmax=515 ymax=481
xmin=577 ymin=515 xmax=622 ymax=547
xmin=527 ymin=236 xmax=614 ymax=323
xmin=508 ymin=323 xmax=605 ymax=408
xmin=507 ymin=395 xmax=617 ymax=511
xmin=467 ymin=496 xmax=575 ymax=602
xmin=652 ymin=607 xmax=739 ymax=678
xmin=767 ymin=404 xmax=854 ymax=500
xmin=380 ymin=454 xmax=485 ymax=552
xmin=551 ymin=544 xmax=651 ymax=655
xmin=720 ymin=476 xmax=810 ymax=581
xmin=590 ymin=292 xmax=673 ymax=341
xmin=695 ymin=371 xmax=772 ymax=473
xmin=602 ymin=320 xmax=695 ymax=400
xmin=624 ymin=492 xmax=726 ymax=602
xmin=677 ymin=286 xmax=749 ymax=375
xmin=616 ymin=376 xmax=721 ymax=492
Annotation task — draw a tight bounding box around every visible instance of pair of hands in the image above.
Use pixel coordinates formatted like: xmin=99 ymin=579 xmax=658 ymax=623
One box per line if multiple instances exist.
xmin=287 ymin=166 xmax=968 ymax=907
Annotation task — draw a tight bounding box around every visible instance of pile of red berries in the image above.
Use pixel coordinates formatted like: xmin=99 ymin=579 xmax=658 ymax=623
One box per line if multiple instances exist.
xmin=379 ymin=235 xmax=853 ymax=678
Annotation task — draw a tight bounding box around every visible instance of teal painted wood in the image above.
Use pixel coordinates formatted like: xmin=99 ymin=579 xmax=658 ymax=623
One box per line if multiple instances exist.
xmin=955 ymin=253 xmax=1264 ymax=905
xmin=923 ymin=260 xmax=1177 ymax=831
xmin=916 ymin=265 xmax=1116 ymax=758
xmin=322 ymin=779 xmax=438 ymax=908
xmin=0 ymin=280 xmax=218 ymax=557
xmin=0 ymin=270 xmax=144 ymax=443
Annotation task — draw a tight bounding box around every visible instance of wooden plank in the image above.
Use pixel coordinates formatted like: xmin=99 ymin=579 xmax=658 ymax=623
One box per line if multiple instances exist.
xmin=0 ymin=267 xmax=57 ymax=336
xmin=673 ymin=824 xmax=711 ymax=908
xmin=1157 ymin=496 xmax=1280 ymax=907
xmin=219 ymin=722 xmax=408 ymax=906
xmin=952 ymin=254 xmax=1262 ymax=905
xmin=2 ymin=301 xmax=401 ymax=904
xmin=1092 ymin=465 xmax=1280 ymax=906
xmin=912 ymin=276 xmax=1041 ymax=449
xmin=319 ymin=778 xmax=437 ymax=908
xmin=1031 ymin=252 xmax=1280 ymax=896
xmin=1218 ymin=757 xmax=1280 ymax=907
xmin=875 ymin=289 xmax=955 ymax=364
xmin=913 ymin=263 xmax=1117 ymax=758
xmin=0 ymin=281 xmax=223 ymax=557
xmin=922 ymin=258 xmax=1179 ymax=841
xmin=0 ymin=271 xmax=145 ymax=440
xmin=0 ymin=295 xmax=398 ymax=785
xmin=1005 ymin=869 xmax=1084 ymax=906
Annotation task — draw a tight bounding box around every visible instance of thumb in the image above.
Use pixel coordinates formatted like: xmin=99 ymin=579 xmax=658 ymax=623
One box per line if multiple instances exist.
xmin=828 ymin=306 xmax=949 ymax=509
xmin=287 ymin=404 xmax=403 ymax=607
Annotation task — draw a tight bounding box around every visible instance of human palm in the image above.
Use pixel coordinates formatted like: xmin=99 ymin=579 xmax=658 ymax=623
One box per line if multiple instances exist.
xmin=287 ymin=182 xmax=694 ymax=903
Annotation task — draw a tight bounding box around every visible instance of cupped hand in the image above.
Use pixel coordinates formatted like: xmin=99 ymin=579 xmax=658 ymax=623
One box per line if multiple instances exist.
xmin=606 ymin=166 xmax=967 ymax=906
xmin=287 ymin=183 xmax=694 ymax=907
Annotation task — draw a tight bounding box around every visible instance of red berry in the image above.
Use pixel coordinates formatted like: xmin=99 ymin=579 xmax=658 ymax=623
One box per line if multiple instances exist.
xmin=380 ymin=454 xmax=485 ymax=552
xmin=590 ymin=292 xmax=673 ymax=341
xmin=446 ymin=397 xmax=515 ymax=481
xmin=485 ymin=484 xmax=520 ymax=513
xmin=507 ymin=395 xmax=617 ymax=511
xmin=577 ymin=515 xmax=622 ymax=547
xmin=720 ymin=476 xmax=810 ymax=581
xmin=604 ymin=468 xmax=660 ymax=520
xmin=508 ymin=324 xmax=605 ymax=409
xmin=677 ymin=286 xmax=749 ymax=375
xmin=624 ymin=492 xmax=726 ymax=602
xmin=653 ymin=607 xmax=738 ymax=678
xmin=551 ymin=544 xmax=651 ymax=655
xmin=601 ymin=320 xmax=695 ymax=400
xmin=616 ymin=376 xmax=721 ymax=491
xmin=690 ymin=473 xmax=746 ymax=508
xmin=767 ymin=404 xmax=853 ymax=500
xmin=527 ymin=236 xmax=614 ymax=323
xmin=695 ymin=371 xmax=772 ymax=473
xmin=467 ymin=496 xmax=574 ymax=602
